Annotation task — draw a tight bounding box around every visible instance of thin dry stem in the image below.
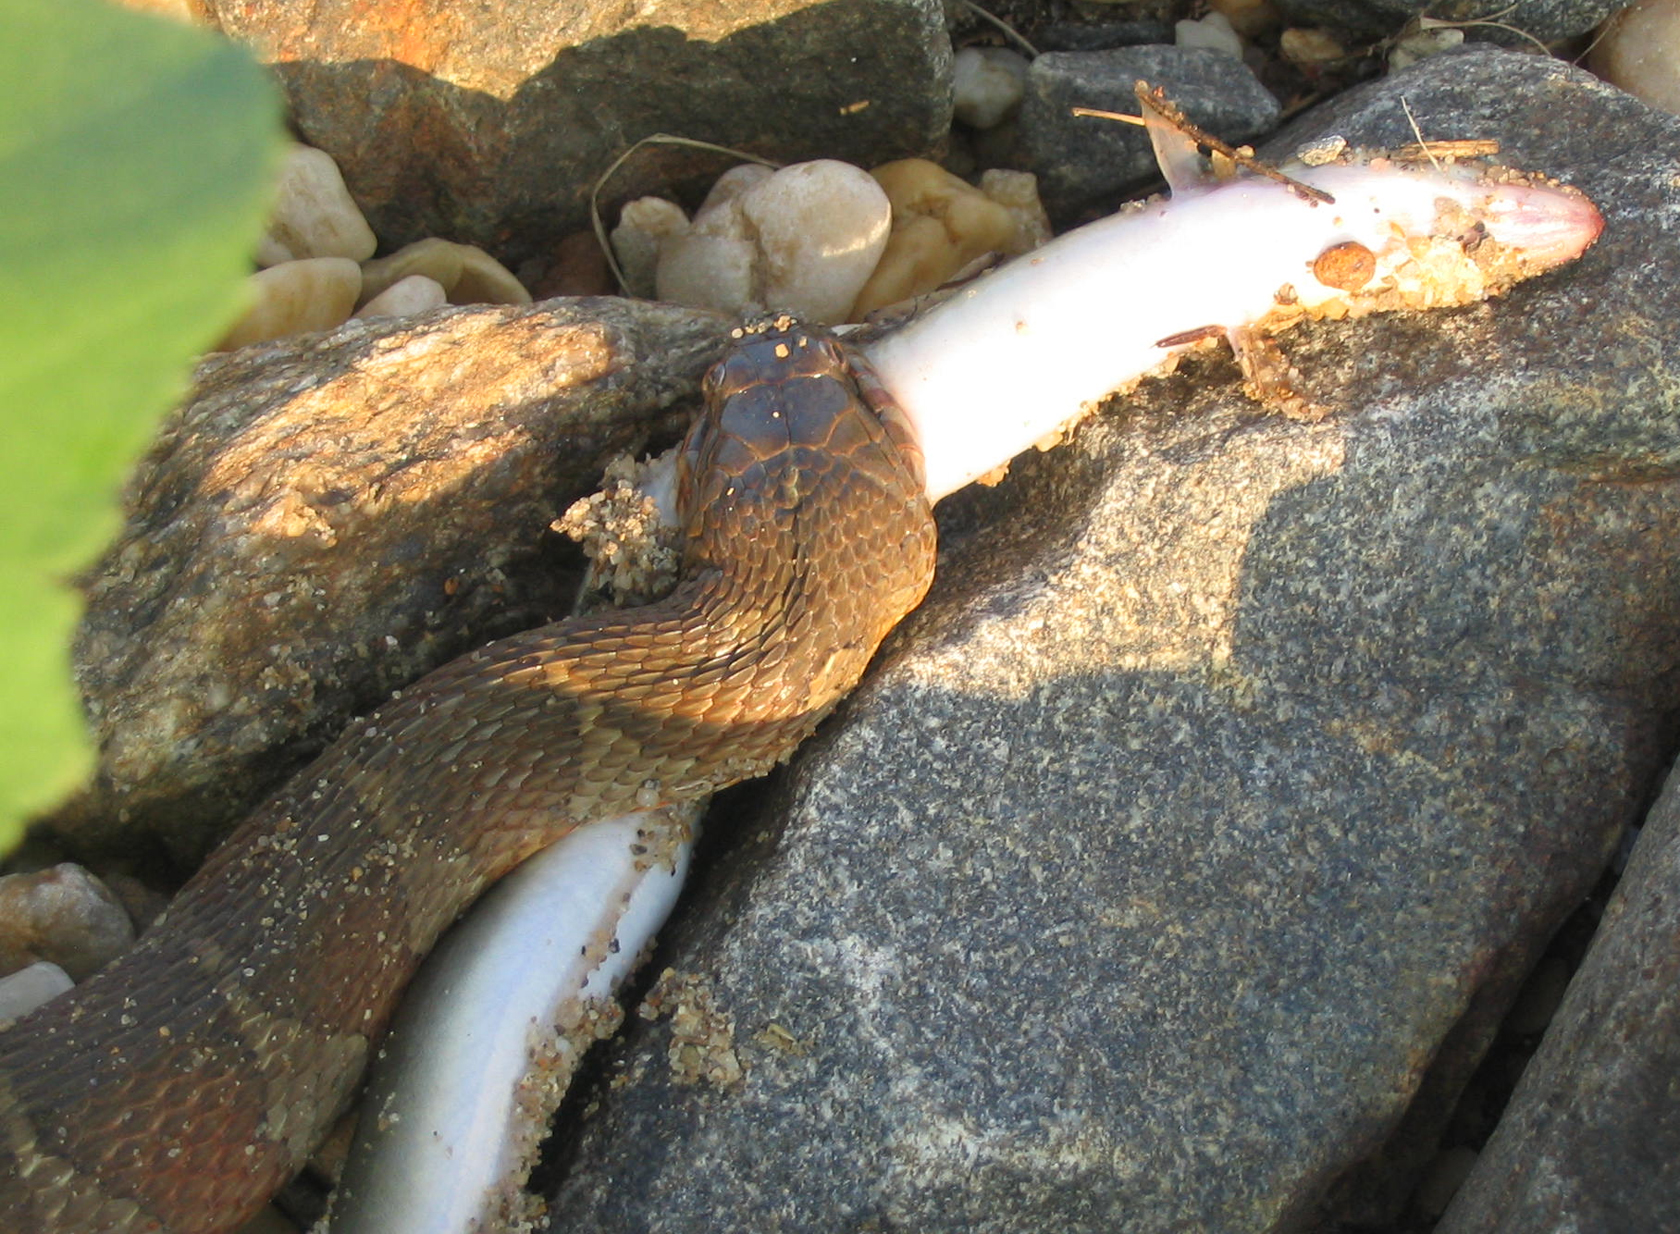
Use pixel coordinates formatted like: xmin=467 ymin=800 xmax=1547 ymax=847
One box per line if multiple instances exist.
xmin=589 ymin=134 xmax=781 ymax=293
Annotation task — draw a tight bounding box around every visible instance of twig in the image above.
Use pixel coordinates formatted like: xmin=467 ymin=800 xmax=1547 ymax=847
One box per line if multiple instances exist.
xmin=1131 ymin=83 xmax=1335 ymax=205
xmin=589 ymin=135 xmax=781 ymax=293
xmin=1399 ymin=96 xmax=1443 ymax=174
xmin=959 ymin=1 xmax=1040 ymax=57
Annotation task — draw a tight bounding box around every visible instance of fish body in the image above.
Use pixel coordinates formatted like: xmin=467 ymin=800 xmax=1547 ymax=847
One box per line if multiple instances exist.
xmin=866 ymin=155 xmax=1603 ymax=501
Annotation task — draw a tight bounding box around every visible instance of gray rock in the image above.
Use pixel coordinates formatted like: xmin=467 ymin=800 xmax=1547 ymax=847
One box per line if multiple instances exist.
xmin=1017 ymin=47 xmax=1281 ymax=223
xmin=1270 ymin=0 xmax=1622 ymax=42
xmin=1035 ymin=21 xmax=1177 ymax=52
xmin=1435 ymin=761 xmax=1680 ymax=1233
xmin=57 ymin=298 xmax=732 ymax=865
xmin=206 ymin=0 xmax=953 ymax=267
xmin=545 ymin=51 xmax=1680 ymax=1232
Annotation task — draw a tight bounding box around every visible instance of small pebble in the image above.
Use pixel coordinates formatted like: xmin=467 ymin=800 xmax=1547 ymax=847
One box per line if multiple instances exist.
xmin=1589 ymin=0 xmax=1680 ymax=115
xmin=611 ymin=197 xmax=691 ymax=297
xmin=656 ymin=160 xmax=890 ymax=324
xmin=1279 ymin=27 xmax=1348 ymax=70
xmin=1388 ymin=26 xmax=1465 ymax=72
xmin=953 ymin=47 xmax=1030 ymax=130
xmin=257 ymin=142 xmax=377 ymax=267
xmin=851 ymin=159 xmax=1028 ymax=318
xmin=0 ymin=863 xmax=138 ymax=980
xmin=1176 ymin=11 xmax=1245 ymax=59
xmin=359 ymin=238 xmax=531 ymax=308
xmin=219 ymin=256 xmax=362 ymax=350
xmin=353 ymin=274 xmax=448 ymax=319
xmin=979 ymin=169 xmax=1052 ymax=251
xmin=0 ymin=961 xmax=73 ymax=1027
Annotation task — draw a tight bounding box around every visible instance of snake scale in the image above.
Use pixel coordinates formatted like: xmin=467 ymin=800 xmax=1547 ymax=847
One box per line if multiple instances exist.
xmin=0 ymin=318 xmax=939 ymax=1233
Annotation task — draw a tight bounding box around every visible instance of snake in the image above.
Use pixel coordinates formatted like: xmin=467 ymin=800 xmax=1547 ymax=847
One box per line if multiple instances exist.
xmin=0 ymin=317 xmax=939 ymax=1234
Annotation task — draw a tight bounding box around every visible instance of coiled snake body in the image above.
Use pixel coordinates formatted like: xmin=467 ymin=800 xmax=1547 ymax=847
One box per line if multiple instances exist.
xmin=0 ymin=319 xmax=938 ymax=1233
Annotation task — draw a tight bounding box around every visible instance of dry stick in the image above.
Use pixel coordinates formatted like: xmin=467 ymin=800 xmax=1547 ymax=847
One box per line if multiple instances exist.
xmin=589 ymin=134 xmax=782 ymax=294
xmin=1399 ymin=95 xmax=1444 ymax=174
xmin=1072 ymin=85 xmax=1335 ymax=207
xmin=1133 ymin=83 xmax=1336 ymax=205
xmin=1415 ymin=9 xmax=1556 ymax=58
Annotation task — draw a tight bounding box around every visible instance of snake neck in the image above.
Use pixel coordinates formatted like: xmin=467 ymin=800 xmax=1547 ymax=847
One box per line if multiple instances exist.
xmin=0 ymin=321 xmax=938 ymax=1234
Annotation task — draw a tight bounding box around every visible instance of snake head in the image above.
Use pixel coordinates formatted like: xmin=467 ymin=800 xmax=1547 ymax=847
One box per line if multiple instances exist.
xmin=679 ymin=315 xmax=929 ymax=537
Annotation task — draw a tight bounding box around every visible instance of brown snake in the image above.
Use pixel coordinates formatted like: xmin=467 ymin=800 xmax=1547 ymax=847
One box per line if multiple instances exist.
xmin=0 ymin=318 xmax=939 ymax=1233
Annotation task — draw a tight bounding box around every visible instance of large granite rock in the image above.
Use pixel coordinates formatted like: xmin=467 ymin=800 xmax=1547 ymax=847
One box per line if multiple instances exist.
xmin=201 ymin=0 xmax=953 ymax=267
xmin=57 ymin=298 xmax=732 ymax=865
xmin=1436 ymin=759 xmax=1680 ymax=1233
xmin=543 ymin=50 xmax=1680 ymax=1232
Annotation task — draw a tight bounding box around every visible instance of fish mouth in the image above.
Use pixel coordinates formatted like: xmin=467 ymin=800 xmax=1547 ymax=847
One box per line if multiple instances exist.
xmin=1481 ymin=183 xmax=1606 ymax=271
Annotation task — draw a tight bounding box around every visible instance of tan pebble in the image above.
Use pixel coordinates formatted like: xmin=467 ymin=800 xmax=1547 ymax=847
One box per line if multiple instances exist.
xmin=852 ymin=159 xmax=1019 ymax=318
xmin=0 ymin=863 xmax=138 ymax=980
xmin=353 ymin=274 xmax=448 ymax=319
xmin=1312 ymin=240 xmax=1377 ymax=291
xmin=1210 ymin=0 xmax=1280 ymax=38
xmin=218 ymin=257 xmax=361 ymax=350
xmin=257 ymin=142 xmax=377 ymax=267
xmin=359 ymin=238 xmax=530 ymax=307
xmin=1279 ymin=26 xmax=1347 ymax=67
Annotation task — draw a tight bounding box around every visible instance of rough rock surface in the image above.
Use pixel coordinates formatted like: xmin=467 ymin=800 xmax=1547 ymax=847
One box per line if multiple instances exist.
xmin=1017 ymin=46 xmax=1281 ymax=223
xmin=202 ymin=0 xmax=952 ymax=267
xmin=1436 ymin=758 xmax=1680 ymax=1233
xmin=58 ymin=299 xmax=732 ymax=865
xmin=545 ymin=51 xmax=1680 ymax=1232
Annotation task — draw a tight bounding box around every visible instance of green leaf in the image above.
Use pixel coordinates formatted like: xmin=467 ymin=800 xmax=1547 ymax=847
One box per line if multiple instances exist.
xmin=0 ymin=0 xmax=283 ymax=852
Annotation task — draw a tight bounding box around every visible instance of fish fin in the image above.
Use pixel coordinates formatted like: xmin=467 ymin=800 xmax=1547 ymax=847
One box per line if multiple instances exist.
xmin=1226 ymin=325 xmax=1329 ymax=422
xmin=1156 ymin=324 xmax=1227 ymax=350
xmin=1142 ymin=95 xmax=1212 ymax=195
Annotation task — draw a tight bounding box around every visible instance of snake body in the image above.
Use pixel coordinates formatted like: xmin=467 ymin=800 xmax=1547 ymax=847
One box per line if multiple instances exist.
xmin=0 ymin=319 xmax=938 ymax=1233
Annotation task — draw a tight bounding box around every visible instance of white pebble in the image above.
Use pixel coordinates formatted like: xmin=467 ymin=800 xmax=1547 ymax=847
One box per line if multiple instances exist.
xmin=1590 ymin=0 xmax=1680 ymax=115
xmin=354 ymin=274 xmax=449 ymax=319
xmin=610 ymin=197 xmax=691 ymax=297
xmin=656 ymin=160 xmax=890 ymax=324
xmin=257 ymin=143 xmax=377 ymax=267
xmin=953 ymin=47 xmax=1029 ymax=129
xmin=0 ymin=961 xmax=73 ymax=1026
xmin=1176 ymin=12 xmax=1245 ymax=58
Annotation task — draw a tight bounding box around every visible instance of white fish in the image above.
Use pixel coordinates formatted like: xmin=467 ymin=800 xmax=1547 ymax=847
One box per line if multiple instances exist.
xmin=866 ymin=113 xmax=1603 ymax=501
